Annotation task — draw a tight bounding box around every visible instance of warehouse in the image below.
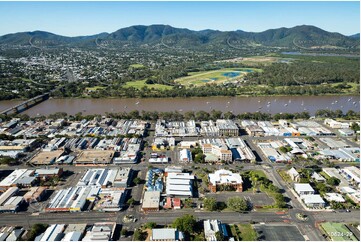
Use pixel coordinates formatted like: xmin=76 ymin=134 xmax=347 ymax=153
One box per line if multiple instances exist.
xmin=113 ymin=168 xmax=132 ymax=188
xmin=75 ymin=150 xmax=114 ymax=165
xmin=30 ymin=150 xmax=64 ymax=165
xmin=0 ymin=169 xmax=35 ymax=189
xmin=142 ymin=191 xmax=160 ymax=212
xmin=319 ymin=138 xmax=350 ymax=149
xmin=113 ymin=143 xmax=140 ymax=164
xmin=0 ymin=187 xmax=23 ymax=213
xmin=216 ymin=119 xmax=239 ymax=136
xmin=166 ymin=172 xmax=194 ymax=197
xmin=36 ymin=224 xmax=65 ymax=241
xmin=46 ymin=186 xmax=100 ymax=212
xmin=225 ymin=137 xmax=256 ymax=162
xmin=35 ymin=168 xmax=63 ymax=178
xmin=77 ymin=169 xmax=113 ymax=187
xmin=151 ymin=228 xmax=184 ymax=241
xmin=257 ymin=142 xmax=291 ymax=163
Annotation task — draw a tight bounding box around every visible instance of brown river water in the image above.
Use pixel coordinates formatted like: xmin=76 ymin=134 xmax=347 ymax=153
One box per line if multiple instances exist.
xmin=0 ymin=95 xmax=359 ymax=117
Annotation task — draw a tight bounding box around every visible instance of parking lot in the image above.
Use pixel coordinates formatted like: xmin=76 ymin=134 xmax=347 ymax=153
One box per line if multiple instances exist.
xmin=254 ymin=224 xmax=305 ymax=241
xmin=206 ymin=191 xmax=274 ymax=206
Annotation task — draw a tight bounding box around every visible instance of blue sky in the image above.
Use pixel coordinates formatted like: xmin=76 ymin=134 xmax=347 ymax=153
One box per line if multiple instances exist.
xmin=0 ymin=1 xmax=359 ymax=36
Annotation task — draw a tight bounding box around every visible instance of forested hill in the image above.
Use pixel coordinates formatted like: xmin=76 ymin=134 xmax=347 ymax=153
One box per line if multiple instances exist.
xmin=0 ymin=24 xmax=359 ymax=50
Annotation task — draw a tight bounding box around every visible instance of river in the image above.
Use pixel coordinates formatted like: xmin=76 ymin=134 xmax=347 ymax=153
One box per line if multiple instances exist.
xmin=0 ymin=95 xmax=359 ymax=117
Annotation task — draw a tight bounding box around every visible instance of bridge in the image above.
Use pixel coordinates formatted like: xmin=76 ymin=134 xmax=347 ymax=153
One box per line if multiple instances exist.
xmin=1 ymin=93 xmax=50 ymax=116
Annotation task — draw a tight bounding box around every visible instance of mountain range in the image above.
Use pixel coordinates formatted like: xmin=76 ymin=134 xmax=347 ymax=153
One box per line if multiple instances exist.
xmin=0 ymin=24 xmax=359 ymax=50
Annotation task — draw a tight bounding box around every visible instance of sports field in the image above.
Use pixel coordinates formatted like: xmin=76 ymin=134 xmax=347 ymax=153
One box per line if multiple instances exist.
xmin=320 ymin=222 xmax=357 ymax=241
xmin=174 ymin=68 xmax=261 ymax=87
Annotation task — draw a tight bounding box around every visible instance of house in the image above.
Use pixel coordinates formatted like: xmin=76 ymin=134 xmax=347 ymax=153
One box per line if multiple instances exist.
xmin=324 ymin=193 xmax=345 ymax=203
xmin=287 ymin=167 xmax=300 ymax=182
xmin=301 ymin=194 xmax=325 ymax=208
xmin=151 ymin=228 xmax=184 ymax=241
xmin=294 ymin=183 xmax=314 ymax=196
xmin=311 ymin=172 xmax=326 ymax=183
xmin=208 ymin=169 xmax=243 ymax=193
xmin=203 ymin=220 xmax=226 ymax=241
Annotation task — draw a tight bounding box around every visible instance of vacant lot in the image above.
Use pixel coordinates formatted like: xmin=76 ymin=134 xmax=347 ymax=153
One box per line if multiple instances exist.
xmin=174 ymin=68 xmax=261 ymax=87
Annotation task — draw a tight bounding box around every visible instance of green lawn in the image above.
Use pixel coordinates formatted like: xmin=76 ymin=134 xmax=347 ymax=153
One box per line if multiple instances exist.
xmin=175 ymin=68 xmax=262 ymax=87
xmin=124 ymin=80 xmax=173 ymax=90
xmin=237 ymin=224 xmax=258 ymax=241
xmin=129 ymin=63 xmax=145 ymax=69
xmin=320 ymin=222 xmax=357 ymax=241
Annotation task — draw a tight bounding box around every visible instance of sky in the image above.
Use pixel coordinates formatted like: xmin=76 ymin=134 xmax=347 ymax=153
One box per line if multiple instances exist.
xmin=0 ymin=1 xmax=359 ymax=36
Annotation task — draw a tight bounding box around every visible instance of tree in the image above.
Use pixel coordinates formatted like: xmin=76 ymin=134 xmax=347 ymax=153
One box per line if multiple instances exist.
xmin=203 ymin=197 xmax=218 ymax=211
xmin=215 ymin=231 xmax=225 ymax=241
xmin=127 ymin=198 xmax=135 ymax=206
xmin=133 ymin=177 xmax=142 ymax=185
xmin=226 ymin=197 xmax=248 ymax=212
xmin=25 ymin=223 xmax=48 ymax=241
xmin=172 ymin=214 xmax=197 ymax=234
xmin=121 ymin=228 xmax=128 ymax=237
xmin=144 ymin=222 xmax=157 ymax=229
xmin=351 ymin=122 xmax=360 ymax=132
xmin=327 ymin=177 xmax=340 ymax=186
xmin=133 ymin=229 xmax=147 ymax=241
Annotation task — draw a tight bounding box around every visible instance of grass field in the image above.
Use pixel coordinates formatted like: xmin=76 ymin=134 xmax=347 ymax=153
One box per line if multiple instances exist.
xmin=129 ymin=64 xmax=145 ymax=69
xmin=237 ymin=224 xmax=258 ymax=241
xmin=124 ymin=80 xmax=173 ymax=90
xmin=175 ymin=68 xmax=261 ymax=87
xmin=320 ymin=222 xmax=357 ymax=241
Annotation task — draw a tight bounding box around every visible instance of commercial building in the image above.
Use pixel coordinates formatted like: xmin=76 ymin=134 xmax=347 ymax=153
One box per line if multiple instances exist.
xmin=179 ymin=149 xmax=192 ymax=163
xmin=257 ymin=142 xmax=291 ymax=163
xmin=199 ymin=138 xmax=232 ymax=162
xmin=145 ymin=169 xmax=164 ymax=192
xmin=319 ymin=138 xmax=350 ymax=149
xmin=200 ymin=120 xmax=219 ymax=136
xmin=216 ymin=119 xmax=239 ymax=136
xmin=82 ymin=222 xmax=116 ymax=241
xmin=0 ymin=169 xmax=35 ymax=189
xmin=94 ymin=188 xmax=127 ymax=212
xmin=142 ymin=191 xmax=160 ymax=212
xmin=208 ymin=169 xmax=243 ymax=193
xmin=75 ymin=150 xmax=114 ymax=165
xmin=166 ymin=172 xmax=194 ymax=197
xmin=151 ymin=228 xmax=184 ymax=241
xmin=155 ymin=120 xmax=198 ymax=137
xmin=294 ymin=183 xmax=315 ymax=196
xmin=30 ymin=150 xmax=64 ymax=165
xmin=37 ymin=224 xmax=65 ymax=241
xmin=152 ymin=137 xmax=175 ymax=151
xmin=324 ymin=119 xmax=350 ymax=129
xmin=225 ymin=137 xmax=256 ymax=162
xmin=0 ymin=187 xmax=23 ymax=213
xmin=35 ymin=168 xmax=63 ymax=178
xmin=301 ymin=194 xmax=325 ymax=208
xmin=23 ymin=187 xmax=47 ymax=203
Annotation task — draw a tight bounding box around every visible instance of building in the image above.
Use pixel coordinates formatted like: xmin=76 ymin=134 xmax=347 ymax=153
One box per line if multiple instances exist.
xmin=340 ymin=166 xmax=360 ymax=185
xmin=179 ymin=149 xmax=192 ymax=163
xmin=94 ymin=188 xmax=127 ymax=212
xmin=311 ymin=172 xmax=326 ymax=183
xmin=35 ymin=168 xmax=63 ymax=178
xmin=294 ymin=183 xmax=314 ymax=196
xmin=324 ymin=193 xmax=345 ymax=203
xmin=287 ymin=167 xmax=300 ymax=182
xmin=301 ymin=194 xmax=325 ymax=208
xmin=23 ymin=187 xmax=47 ymax=203
xmin=225 ymin=138 xmax=256 ymax=162
xmin=216 ymin=119 xmax=239 ymax=136
xmin=166 ymin=172 xmax=194 ymax=197
xmin=113 ymin=168 xmax=132 ymax=188
xmin=82 ymin=222 xmax=116 ymax=241
xmin=142 ymin=191 xmax=160 ymax=212
xmin=200 ymin=138 xmax=232 ymax=162
xmin=208 ymin=169 xmax=243 ymax=193
xmin=339 ymin=129 xmax=354 ymax=137
xmin=75 ymin=150 xmax=114 ymax=165
xmin=203 ymin=219 xmax=224 ymax=241
xmin=151 ymin=228 xmax=184 ymax=241
xmin=30 ymin=150 xmax=64 ymax=165
xmin=0 ymin=169 xmax=35 ymax=189
xmin=36 ymin=224 xmax=65 ymax=241
xmin=0 ymin=187 xmax=23 ymax=213
xmin=324 ymin=119 xmax=350 ymax=129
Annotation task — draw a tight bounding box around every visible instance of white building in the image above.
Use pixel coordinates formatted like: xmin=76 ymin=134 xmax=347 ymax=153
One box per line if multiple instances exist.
xmin=288 ymin=167 xmax=300 ymax=182
xmin=179 ymin=149 xmax=192 ymax=163
xmin=301 ymin=194 xmax=325 ymax=208
xmin=166 ymin=172 xmax=194 ymax=197
xmin=294 ymin=183 xmax=314 ymax=196
xmin=203 ymin=220 xmax=221 ymax=241
xmin=208 ymin=169 xmax=243 ymax=192
xmin=324 ymin=193 xmax=345 ymax=203
xmin=151 ymin=228 xmax=184 ymax=241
